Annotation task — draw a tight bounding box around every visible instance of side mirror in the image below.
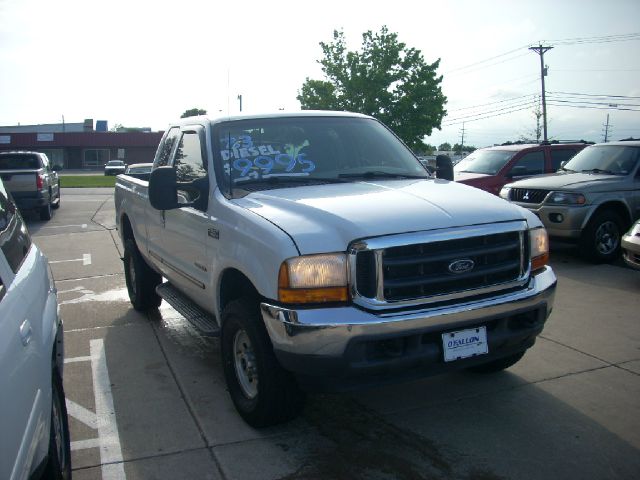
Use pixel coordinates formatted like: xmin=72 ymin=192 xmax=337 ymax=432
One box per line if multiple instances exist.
xmin=435 ymin=155 xmax=454 ymax=181
xmin=149 ymin=166 xmax=179 ymax=210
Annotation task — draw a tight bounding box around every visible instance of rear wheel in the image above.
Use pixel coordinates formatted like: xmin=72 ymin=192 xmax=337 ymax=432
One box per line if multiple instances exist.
xmin=43 ymin=368 xmax=71 ymax=480
xmin=40 ymin=194 xmax=53 ymax=220
xmin=123 ymin=238 xmax=162 ymax=311
xmin=580 ymin=210 xmax=623 ymax=263
xmin=467 ymin=351 xmax=525 ymax=373
xmin=221 ymin=298 xmax=305 ymax=427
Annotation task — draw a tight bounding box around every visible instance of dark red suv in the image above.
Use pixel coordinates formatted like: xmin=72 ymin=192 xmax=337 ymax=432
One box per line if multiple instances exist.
xmin=454 ymin=141 xmax=590 ymax=195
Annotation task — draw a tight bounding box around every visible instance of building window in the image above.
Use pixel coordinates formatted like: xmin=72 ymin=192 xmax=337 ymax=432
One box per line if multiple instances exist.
xmin=84 ymin=149 xmax=110 ymax=167
xmin=38 ymin=149 xmax=65 ymax=169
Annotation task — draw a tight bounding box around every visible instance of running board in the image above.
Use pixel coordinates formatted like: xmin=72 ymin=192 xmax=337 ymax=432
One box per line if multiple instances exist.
xmin=156 ymin=283 xmax=220 ymax=337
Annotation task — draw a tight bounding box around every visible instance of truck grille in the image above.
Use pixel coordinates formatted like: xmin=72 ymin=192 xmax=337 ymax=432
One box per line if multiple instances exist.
xmin=510 ymin=188 xmax=549 ymax=204
xmin=352 ymin=224 xmax=529 ymax=307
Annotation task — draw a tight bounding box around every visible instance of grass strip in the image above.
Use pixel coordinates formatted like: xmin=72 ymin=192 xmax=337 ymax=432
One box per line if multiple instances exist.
xmin=60 ymin=175 xmax=117 ymax=188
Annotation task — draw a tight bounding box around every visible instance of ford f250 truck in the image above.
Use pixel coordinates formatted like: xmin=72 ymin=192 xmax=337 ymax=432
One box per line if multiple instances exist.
xmin=114 ymin=112 xmax=557 ymax=427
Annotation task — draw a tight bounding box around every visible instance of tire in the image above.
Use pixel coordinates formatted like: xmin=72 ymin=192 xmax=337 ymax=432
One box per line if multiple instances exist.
xmin=52 ymin=183 xmax=61 ymax=209
xmin=40 ymin=198 xmax=53 ymax=220
xmin=467 ymin=351 xmax=525 ymax=373
xmin=580 ymin=210 xmax=624 ymax=263
xmin=123 ymin=238 xmax=162 ymax=311
xmin=43 ymin=368 xmax=71 ymax=480
xmin=221 ymin=298 xmax=305 ymax=427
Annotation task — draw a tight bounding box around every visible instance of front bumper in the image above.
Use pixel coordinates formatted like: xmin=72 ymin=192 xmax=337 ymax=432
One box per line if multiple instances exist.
xmin=261 ymin=266 xmax=557 ymax=391
xmin=514 ymin=202 xmax=593 ymax=240
xmin=622 ymin=234 xmax=640 ymax=270
xmin=11 ymin=190 xmax=48 ymax=210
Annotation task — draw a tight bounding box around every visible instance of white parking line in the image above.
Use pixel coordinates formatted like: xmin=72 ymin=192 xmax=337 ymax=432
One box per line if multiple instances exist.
xmin=91 ymin=339 xmax=126 ymax=480
xmin=64 ymin=340 xmax=126 ymax=479
xmin=41 ymin=224 xmax=88 ymax=229
xmin=49 ymin=254 xmax=92 ymax=266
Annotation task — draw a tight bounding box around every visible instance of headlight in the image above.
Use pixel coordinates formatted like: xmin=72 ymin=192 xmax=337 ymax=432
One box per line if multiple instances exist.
xmin=529 ymin=227 xmax=549 ymax=272
xmin=499 ymin=186 xmax=511 ymax=200
xmin=278 ymin=253 xmax=348 ymax=303
xmin=628 ymin=222 xmax=640 ymax=237
xmin=546 ymin=191 xmax=586 ymax=205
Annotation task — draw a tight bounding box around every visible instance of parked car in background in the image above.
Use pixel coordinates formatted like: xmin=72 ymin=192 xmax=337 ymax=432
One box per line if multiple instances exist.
xmin=455 ymin=141 xmax=589 ymax=195
xmin=0 ymin=151 xmax=61 ymax=220
xmin=500 ymin=141 xmax=640 ymax=262
xmin=104 ymin=160 xmax=127 ymax=176
xmin=622 ymin=219 xmax=640 ymax=270
xmin=0 ymin=178 xmax=71 ymax=479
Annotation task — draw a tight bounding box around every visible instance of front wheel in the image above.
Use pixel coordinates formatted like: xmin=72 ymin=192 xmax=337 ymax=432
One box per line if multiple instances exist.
xmin=43 ymin=368 xmax=71 ymax=480
xmin=123 ymin=238 xmax=162 ymax=311
xmin=221 ymin=298 xmax=305 ymax=427
xmin=580 ymin=210 xmax=624 ymax=263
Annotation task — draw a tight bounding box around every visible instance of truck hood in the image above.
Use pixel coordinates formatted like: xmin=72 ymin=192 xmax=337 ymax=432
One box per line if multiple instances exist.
xmin=234 ymin=179 xmax=530 ymax=254
xmin=454 ymin=171 xmax=491 ymax=183
xmin=506 ymin=172 xmax=625 ymax=191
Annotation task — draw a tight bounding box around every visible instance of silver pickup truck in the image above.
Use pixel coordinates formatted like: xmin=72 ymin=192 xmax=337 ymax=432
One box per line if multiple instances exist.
xmin=0 ymin=151 xmax=61 ymax=220
xmin=500 ymin=141 xmax=640 ymax=262
xmin=115 ymin=111 xmax=557 ymax=427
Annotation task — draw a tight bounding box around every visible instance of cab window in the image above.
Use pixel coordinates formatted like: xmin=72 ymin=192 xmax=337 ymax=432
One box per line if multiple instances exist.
xmin=550 ymin=149 xmax=578 ymax=171
xmin=509 ymin=151 xmax=544 ymax=176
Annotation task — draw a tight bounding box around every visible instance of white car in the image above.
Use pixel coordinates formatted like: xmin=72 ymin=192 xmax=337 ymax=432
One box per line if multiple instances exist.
xmin=0 ymin=179 xmax=71 ymax=479
xmin=104 ymin=160 xmax=127 ymax=176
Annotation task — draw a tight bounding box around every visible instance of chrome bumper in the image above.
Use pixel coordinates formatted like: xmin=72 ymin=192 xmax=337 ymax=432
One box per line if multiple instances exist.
xmin=261 ymin=266 xmax=557 ymax=358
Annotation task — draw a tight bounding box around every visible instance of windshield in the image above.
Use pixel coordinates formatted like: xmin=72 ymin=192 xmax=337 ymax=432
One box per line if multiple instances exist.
xmin=107 ymin=161 xmax=124 ymax=166
xmin=453 ymin=149 xmax=516 ymax=175
xmin=212 ymin=116 xmax=428 ymax=191
xmin=563 ymin=145 xmax=639 ymax=175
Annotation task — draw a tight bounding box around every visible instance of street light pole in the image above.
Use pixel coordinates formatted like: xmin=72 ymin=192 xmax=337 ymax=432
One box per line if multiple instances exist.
xmin=529 ymin=44 xmax=553 ymax=142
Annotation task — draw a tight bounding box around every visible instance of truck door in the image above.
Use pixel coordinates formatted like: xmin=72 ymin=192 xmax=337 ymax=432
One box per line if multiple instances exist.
xmin=147 ymin=127 xmax=180 ymax=265
xmin=161 ymin=127 xmax=212 ymax=307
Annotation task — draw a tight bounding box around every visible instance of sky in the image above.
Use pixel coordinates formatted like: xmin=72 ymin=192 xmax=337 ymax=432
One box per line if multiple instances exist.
xmin=0 ymin=0 xmax=639 ymax=148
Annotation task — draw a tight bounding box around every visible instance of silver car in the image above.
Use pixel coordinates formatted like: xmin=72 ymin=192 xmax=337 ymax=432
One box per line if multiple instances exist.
xmin=622 ymin=219 xmax=640 ymax=270
xmin=0 ymin=178 xmax=71 ymax=479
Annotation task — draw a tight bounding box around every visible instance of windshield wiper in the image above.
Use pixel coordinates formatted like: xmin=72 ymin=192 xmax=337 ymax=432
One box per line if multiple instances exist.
xmin=338 ymin=171 xmax=428 ymax=180
xmin=581 ymin=168 xmax=615 ymax=175
xmin=234 ymin=176 xmax=348 ymax=187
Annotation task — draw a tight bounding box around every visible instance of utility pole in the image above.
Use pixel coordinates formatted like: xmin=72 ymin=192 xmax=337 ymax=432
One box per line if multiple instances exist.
xmin=459 ymin=122 xmax=466 ymax=158
xmin=237 ymin=94 xmax=243 ymax=112
xmin=603 ymin=114 xmax=612 ymax=142
xmin=529 ymin=44 xmax=553 ymax=142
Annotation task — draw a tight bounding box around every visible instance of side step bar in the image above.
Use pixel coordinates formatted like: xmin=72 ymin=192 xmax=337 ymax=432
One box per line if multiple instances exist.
xmin=156 ymin=283 xmax=220 ymax=337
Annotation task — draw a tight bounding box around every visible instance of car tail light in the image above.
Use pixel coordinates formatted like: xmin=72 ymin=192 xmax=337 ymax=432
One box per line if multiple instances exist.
xmin=36 ymin=173 xmax=44 ymax=190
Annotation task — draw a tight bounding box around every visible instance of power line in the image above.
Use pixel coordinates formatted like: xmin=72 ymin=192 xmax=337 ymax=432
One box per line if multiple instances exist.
xmin=443 ymin=45 xmax=529 ymax=74
xmin=544 ymin=32 xmax=640 ymax=45
xmin=444 ymin=99 xmax=538 ymax=123
xmin=547 ymin=102 xmax=640 ymax=112
xmin=447 ymin=93 xmax=538 ymax=112
xmin=548 ymin=91 xmax=640 ymax=100
xmin=443 ymin=104 xmax=536 ymax=127
xmin=546 ymin=97 xmax=640 ymax=108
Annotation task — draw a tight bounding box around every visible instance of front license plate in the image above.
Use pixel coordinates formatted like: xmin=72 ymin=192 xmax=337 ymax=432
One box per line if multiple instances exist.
xmin=442 ymin=326 xmax=488 ymax=362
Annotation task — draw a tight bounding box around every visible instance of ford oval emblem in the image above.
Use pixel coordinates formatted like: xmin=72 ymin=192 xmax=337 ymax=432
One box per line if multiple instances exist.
xmin=448 ymin=259 xmax=475 ymax=274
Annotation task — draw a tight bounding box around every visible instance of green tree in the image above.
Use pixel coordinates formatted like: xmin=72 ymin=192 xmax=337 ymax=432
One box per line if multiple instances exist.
xmin=181 ymin=108 xmax=207 ymax=118
xmin=297 ymin=26 xmax=447 ymax=150
xmin=438 ymin=142 xmax=451 ymax=151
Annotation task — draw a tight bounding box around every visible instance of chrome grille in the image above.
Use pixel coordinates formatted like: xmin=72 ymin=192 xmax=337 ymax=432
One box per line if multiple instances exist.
xmin=510 ymin=188 xmax=549 ymax=204
xmin=351 ymin=223 xmax=529 ymax=309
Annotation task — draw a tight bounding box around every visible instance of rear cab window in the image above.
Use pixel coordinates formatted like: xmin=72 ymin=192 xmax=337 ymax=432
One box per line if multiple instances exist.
xmin=0 ymin=154 xmax=41 ymax=170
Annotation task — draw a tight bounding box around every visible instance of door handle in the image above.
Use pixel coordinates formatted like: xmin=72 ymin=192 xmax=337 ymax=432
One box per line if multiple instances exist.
xmin=20 ymin=319 xmax=33 ymax=346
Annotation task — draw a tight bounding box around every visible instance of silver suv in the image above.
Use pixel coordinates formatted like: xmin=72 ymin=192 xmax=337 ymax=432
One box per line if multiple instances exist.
xmin=500 ymin=141 xmax=640 ymax=262
xmin=0 ymin=179 xmax=71 ymax=479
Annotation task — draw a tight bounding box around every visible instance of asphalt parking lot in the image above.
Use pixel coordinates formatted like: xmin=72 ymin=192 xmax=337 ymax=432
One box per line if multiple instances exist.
xmin=24 ymin=188 xmax=640 ymax=480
